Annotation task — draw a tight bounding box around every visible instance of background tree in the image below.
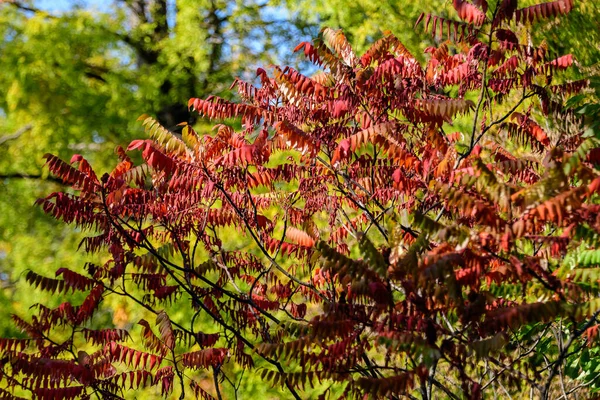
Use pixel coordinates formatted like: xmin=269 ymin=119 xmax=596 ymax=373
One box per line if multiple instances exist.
xmin=2 ymin=0 xmax=600 ymax=399
xmin=0 ymin=0 xmax=315 ymax=336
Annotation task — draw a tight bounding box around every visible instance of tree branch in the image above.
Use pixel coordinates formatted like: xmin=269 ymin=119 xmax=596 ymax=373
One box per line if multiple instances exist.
xmin=2 ymin=1 xmax=49 ymax=15
xmin=542 ymin=311 xmax=600 ymax=400
xmin=0 ymin=124 xmax=33 ymax=145
xmin=0 ymin=172 xmax=64 ymax=185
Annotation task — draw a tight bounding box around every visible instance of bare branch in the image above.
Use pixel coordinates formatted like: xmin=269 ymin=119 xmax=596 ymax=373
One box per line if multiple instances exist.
xmin=0 ymin=172 xmax=64 ymax=185
xmin=0 ymin=124 xmax=32 ymax=145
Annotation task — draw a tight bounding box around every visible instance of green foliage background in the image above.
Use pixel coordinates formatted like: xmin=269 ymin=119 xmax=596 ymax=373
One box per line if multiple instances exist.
xmin=0 ymin=0 xmax=598 ymax=397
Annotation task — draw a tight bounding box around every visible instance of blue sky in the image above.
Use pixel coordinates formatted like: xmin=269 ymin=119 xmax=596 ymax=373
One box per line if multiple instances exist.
xmin=36 ymin=0 xmax=111 ymax=13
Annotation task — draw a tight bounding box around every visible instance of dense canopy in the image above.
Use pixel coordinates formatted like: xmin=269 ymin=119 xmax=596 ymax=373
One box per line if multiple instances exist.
xmin=1 ymin=0 xmax=600 ymax=399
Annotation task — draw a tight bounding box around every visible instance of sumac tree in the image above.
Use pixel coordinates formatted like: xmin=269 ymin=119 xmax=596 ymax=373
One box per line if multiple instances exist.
xmin=1 ymin=0 xmax=599 ymax=399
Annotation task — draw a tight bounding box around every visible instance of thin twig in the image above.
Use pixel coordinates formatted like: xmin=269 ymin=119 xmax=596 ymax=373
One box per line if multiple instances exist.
xmin=213 ymin=366 xmax=223 ymax=400
xmin=0 ymin=124 xmax=32 ymax=145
